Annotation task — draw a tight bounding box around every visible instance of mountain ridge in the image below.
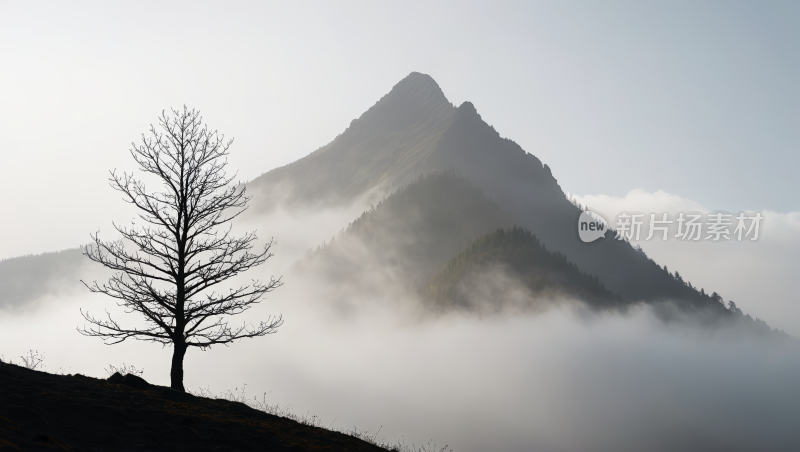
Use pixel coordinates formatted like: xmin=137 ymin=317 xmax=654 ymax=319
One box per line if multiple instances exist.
xmin=247 ymin=71 xmax=719 ymax=306
xmin=248 ymin=72 xmax=457 ymax=209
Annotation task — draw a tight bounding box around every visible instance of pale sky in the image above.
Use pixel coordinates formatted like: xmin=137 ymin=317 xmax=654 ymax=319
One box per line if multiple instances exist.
xmin=1 ymin=0 xmax=798 ymax=259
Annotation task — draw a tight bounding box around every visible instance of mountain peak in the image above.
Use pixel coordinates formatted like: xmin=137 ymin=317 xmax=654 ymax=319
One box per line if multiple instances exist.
xmin=361 ymin=72 xmax=451 ymax=120
xmin=457 ymin=101 xmax=478 ymax=113
xmin=391 ymin=72 xmax=447 ymax=100
xmin=455 ymin=101 xmax=481 ymax=120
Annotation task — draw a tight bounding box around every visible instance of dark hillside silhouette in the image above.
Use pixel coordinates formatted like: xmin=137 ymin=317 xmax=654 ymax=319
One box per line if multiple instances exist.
xmin=0 ymin=362 xmax=387 ymax=451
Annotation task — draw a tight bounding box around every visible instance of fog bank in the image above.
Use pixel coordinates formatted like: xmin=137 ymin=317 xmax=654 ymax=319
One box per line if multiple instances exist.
xmin=2 ymin=286 xmax=799 ymax=452
xmin=2 ymin=201 xmax=798 ymax=452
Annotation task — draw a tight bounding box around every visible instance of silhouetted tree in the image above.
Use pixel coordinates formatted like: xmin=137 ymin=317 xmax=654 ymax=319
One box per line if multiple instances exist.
xmin=80 ymin=107 xmax=282 ymax=391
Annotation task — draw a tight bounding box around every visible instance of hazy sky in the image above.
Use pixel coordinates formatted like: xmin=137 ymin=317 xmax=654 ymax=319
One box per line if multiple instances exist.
xmin=1 ymin=0 xmax=798 ymax=259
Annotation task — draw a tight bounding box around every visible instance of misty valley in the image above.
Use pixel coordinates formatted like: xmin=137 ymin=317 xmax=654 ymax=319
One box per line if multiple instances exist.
xmin=2 ymin=73 xmax=799 ymax=452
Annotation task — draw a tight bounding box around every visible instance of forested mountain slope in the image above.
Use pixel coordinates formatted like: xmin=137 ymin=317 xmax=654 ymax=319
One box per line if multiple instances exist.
xmin=425 ymin=227 xmax=624 ymax=312
xmin=298 ymin=171 xmax=516 ymax=293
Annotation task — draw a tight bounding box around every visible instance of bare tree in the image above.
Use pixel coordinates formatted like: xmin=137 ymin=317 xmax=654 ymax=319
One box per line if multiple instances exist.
xmin=80 ymin=106 xmax=282 ymax=391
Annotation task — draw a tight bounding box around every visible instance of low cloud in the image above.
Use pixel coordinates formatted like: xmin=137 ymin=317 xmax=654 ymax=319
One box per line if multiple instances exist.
xmin=1 ymin=197 xmax=798 ymax=452
xmin=570 ymin=189 xmax=707 ymax=216
xmin=4 ymin=265 xmax=799 ymax=452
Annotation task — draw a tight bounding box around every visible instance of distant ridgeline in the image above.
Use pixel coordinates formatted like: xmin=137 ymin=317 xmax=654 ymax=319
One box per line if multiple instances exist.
xmin=0 ymin=248 xmax=85 ymax=309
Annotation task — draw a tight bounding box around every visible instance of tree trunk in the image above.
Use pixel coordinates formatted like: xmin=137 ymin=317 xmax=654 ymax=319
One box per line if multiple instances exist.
xmin=170 ymin=342 xmax=188 ymax=392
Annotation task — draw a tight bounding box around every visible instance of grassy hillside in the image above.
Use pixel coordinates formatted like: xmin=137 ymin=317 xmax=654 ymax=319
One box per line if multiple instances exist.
xmin=0 ymin=361 xmax=395 ymax=452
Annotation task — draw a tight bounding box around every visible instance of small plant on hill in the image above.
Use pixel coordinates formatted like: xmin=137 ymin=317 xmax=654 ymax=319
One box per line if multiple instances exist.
xmin=105 ymin=363 xmax=144 ymax=377
xmin=19 ymin=349 xmax=45 ymax=370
